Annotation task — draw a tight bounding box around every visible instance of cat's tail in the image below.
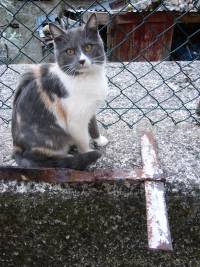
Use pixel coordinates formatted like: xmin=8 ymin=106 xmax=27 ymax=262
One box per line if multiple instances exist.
xmin=14 ymin=151 xmax=101 ymax=170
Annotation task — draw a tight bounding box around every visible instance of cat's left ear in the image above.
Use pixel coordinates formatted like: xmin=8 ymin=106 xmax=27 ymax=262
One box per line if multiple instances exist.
xmin=49 ymin=23 xmax=66 ymax=40
xmin=85 ymin=14 xmax=98 ymax=32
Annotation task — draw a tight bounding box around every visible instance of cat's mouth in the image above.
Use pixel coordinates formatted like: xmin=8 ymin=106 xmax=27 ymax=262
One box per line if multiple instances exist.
xmin=61 ymin=66 xmax=90 ymax=76
xmin=74 ymin=67 xmax=90 ymax=76
xmin=63 ymin=63 xmax=102 ymax=76
xmin=77 ymin=65 xmax=91 ymax=73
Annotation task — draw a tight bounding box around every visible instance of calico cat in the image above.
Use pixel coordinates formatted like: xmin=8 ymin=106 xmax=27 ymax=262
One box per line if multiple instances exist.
xmin=11 ymin=14 xmax=108 ymax=170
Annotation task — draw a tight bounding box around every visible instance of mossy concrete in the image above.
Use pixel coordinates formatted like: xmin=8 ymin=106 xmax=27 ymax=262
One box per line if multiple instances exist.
xmin=0 ymin=182 xmax=199 ymax=267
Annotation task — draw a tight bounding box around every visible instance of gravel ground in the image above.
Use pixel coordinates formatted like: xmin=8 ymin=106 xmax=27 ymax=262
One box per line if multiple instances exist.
xmin=0 ymin=62 xmax=200 ymax=190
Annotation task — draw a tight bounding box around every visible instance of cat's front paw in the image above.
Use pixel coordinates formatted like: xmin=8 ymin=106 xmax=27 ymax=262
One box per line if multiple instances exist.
xmin=94 ymin=135 xmax=109 ymax=147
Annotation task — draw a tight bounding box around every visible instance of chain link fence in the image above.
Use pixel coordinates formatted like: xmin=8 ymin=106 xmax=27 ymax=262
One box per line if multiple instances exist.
xmin=0 ymin=0 xmax=200 ymax=128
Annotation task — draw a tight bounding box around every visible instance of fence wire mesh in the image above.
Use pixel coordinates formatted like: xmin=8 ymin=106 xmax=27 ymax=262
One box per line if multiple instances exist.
xmin=0 ymin=0 xmax=200 ymax=128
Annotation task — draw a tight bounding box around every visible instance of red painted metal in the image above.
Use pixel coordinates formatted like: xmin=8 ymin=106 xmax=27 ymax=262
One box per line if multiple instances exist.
xmin=108 ymin=12 xmax=174 ymax=61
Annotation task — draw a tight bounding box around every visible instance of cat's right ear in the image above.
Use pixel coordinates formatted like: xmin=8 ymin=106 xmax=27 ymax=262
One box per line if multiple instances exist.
xmin=85 ymin=14 xmax=98 ymax=32
xmin=49 ymin=23 xmax=65 ymax=40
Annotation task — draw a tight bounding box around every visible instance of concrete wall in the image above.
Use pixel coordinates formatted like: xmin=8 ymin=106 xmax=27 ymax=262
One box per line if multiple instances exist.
xmin=0 ymin=181 xmax=199 ymax=266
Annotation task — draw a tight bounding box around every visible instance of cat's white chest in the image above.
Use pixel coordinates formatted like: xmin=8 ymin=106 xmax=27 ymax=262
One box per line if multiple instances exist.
xmin=51 ymin=64 xmax=107 ymax=129
xmin=71 ymin=73 xmax=106 ymax=104
xmin=66 ymin=73 xmax=107 ymax=121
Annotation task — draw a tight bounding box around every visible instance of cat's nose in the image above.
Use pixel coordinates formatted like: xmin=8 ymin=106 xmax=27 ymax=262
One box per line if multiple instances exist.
xmin=79 ymin=59 xmax=85 ymax=66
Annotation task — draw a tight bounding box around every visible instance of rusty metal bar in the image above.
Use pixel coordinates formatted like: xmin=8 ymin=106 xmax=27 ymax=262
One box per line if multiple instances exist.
xmin=0 ymin=165 xmax=161 ymax=183
xmin=141 ymin=131 xmax=173 ymax=251
xmin=0 ymin=133 xmax=165 ymax=184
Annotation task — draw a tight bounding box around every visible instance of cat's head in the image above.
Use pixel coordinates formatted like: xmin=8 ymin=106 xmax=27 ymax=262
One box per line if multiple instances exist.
xmin=49 ymin=14 xmax=105 ymax=75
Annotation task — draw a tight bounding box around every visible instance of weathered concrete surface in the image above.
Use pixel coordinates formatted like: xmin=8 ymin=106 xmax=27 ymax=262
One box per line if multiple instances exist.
xmin=0 ymin=183 xmax=200 ymax=266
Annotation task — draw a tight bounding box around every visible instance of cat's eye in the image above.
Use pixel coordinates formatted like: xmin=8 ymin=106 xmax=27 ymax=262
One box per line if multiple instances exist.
xmin=66 ymin=48 xmax=75 ymax=55
xmin=84 ymin=44 xmax=93 ymax=52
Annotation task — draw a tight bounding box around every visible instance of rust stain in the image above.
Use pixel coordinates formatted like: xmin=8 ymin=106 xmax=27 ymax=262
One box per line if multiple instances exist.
xmin=0 ymin=166 xmax=162 ymax=184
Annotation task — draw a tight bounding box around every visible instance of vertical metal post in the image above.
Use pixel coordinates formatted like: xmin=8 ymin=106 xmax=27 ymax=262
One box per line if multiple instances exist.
xmin=141 ymin=132 xmax=173 ymax=251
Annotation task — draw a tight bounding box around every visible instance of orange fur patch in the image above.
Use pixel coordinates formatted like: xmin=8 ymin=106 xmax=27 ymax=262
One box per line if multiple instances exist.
xmin=36 ymin=66 xmax=68 ymax=129
xmin=54 ymin=96 xmax=68 ymax=126
xmin=36 ymin=68 xmax=53 ymax=110
xmin=38 ymin=89 xmax=68 ymax=129
xmin=39 ymin=90 xmax=52 ymax=110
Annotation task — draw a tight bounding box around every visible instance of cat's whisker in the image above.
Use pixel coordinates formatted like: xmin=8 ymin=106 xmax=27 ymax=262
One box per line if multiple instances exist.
xmin=61 ymin=65 xmax=72 ymax=70
xmin=61 ymin=63 xmax=74 ymax=69
xmin=61 ymin=67 xmax=73 ymax=72
xmin=61 ymin=63 xmax=76 ymax=73
xmin=71 ymin=71 xmax=76 ymax=79
xmin=64 ymin=70 xmax=72 ymax=75
xmin=92 ymin=54 xmax=106 ymax=61
xmin=63 ymin=67 xmax=76 ymax=77
xmin=62 ymin=67 xmax=71 ymax=73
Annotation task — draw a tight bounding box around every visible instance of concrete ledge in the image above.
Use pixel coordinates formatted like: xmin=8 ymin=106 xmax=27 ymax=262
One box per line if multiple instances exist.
xmin=0 ymin=182 xmax=200 ymax=266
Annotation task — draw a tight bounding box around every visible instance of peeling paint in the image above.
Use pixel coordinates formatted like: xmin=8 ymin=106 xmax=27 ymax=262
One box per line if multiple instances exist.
xmin=141 ymin=133 xmax=164 ymax=179
xmin=145 ymin=181 xmax=173 ymax=251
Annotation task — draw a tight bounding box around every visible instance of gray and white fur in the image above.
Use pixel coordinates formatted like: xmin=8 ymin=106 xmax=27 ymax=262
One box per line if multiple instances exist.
xmin=12 ymin=14 xmax=108 ymax=170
